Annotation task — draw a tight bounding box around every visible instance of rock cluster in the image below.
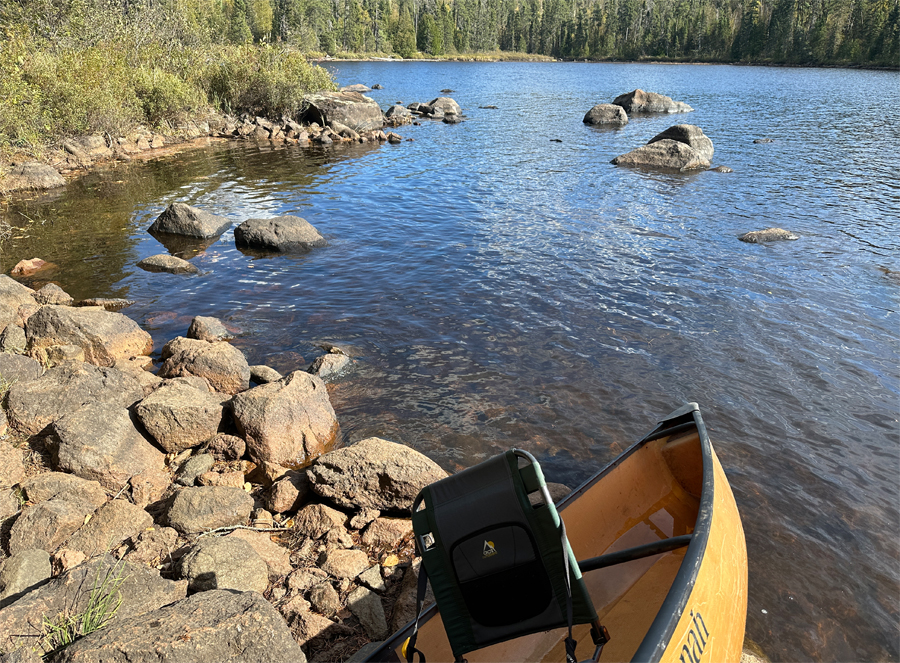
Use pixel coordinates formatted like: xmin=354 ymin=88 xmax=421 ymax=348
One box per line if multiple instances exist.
xmin=0 ymin=270 xmax=463 ymax=662
xmin=386 ymin=97 xmax=463 ymax=126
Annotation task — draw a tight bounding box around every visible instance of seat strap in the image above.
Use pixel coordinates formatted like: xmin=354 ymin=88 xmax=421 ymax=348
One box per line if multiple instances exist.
xmin=403 ymin=564 xmax=429 ymax=663
xmin=560 ymin=520 xmax=578 ymax=663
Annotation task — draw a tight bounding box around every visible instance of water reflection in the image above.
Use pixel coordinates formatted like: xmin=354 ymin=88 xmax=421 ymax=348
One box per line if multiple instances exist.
xmin=1 ymin=63 xmax=898 ymax=662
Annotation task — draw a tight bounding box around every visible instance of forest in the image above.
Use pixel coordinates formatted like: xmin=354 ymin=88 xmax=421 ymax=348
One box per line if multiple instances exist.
xmin=0 ymin=0 xmax=895 ymax=157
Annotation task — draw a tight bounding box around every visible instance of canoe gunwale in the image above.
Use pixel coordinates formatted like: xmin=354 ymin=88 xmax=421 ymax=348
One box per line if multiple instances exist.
xmin=361 ymin=403 xmax=718 ymax=663
xmin=628 ymin=404 xmax=716 ymax=663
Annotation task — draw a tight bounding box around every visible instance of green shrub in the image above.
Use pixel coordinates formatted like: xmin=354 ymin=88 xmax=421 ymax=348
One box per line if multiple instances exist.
xmin=201 ymin=44 xmax=335 ymax=117
xmin=132 ymin=67 xmax=204 ymax=126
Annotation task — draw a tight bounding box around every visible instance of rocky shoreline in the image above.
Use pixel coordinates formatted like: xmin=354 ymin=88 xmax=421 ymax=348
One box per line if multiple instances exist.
xmin=0 ymin=90 xmax=464 ymax=198
xmin=0 ymin=260 xmax=461 ymax=661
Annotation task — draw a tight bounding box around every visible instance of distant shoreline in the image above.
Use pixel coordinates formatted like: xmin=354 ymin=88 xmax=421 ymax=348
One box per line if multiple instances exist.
xmin=318 ymin=54 xmax=898 ymax=72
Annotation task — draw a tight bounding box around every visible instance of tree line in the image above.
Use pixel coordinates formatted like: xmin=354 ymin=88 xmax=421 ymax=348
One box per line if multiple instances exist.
xmin=266 ymin=0 xmax=897 ymax=65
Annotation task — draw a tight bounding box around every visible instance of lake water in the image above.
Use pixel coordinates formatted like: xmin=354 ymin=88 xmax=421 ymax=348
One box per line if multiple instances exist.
xmin=2 ymin=62 xmax=898 ymax=661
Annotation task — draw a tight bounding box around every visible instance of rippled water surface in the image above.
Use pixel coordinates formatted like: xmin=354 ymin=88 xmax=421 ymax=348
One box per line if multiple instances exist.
xmin=3 ymin=62 xmax=898 ymax=661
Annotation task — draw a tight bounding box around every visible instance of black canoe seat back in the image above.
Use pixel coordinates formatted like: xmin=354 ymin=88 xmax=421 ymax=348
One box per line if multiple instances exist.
xmin=408 ymin=449 xmax=601 ymax=662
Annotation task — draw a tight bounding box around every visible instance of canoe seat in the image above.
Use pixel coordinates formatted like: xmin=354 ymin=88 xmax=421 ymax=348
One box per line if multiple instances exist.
xmin=405 ymin=449 xmax=609 ymax=663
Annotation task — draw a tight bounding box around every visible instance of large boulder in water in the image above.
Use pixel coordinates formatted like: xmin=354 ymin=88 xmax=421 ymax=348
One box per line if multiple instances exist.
xmin=611 ymin=139 xmax=710 ymax=171
xmin=300 ymin=91 xmax=384 ymax=133
xmin=583 ymin=104 xmax=628 ymax=125
xmin=646 ymin=124 xmax=713 ymax=161
xmin=427 ymin=97 xmax=462 ymax=116
xmin=612 ymin=89 xmax=693 ymax=114
xmin=307 ymin=437 xmax=448 ymax=511
xmin=234 ymin=216 xmax=326 ymax=253
xmin=25 ymin=305 xmax=152 ymax=367
xmin=230 ymin=371 xmax=339 ymax=467
xmin=148 ymin=203 xmax=232 ymax=239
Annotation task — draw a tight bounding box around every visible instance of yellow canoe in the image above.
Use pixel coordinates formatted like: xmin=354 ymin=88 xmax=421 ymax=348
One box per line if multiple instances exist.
xmin=366 ymin=403 xmax=748 ymax=662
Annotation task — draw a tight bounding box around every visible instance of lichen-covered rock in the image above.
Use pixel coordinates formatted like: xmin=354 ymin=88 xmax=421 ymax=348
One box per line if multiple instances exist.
xmin=230 ymin=371 xmax=339 ymax=467
xmin=158 ymin=337 xmax=250 ymax=395
xmin=137 ymin=254 xmax=200 ymax=275
xmin=148 ymin=203 xmax=232 ymax=239
xmin=63 ymin=499 xmax=153 ymax=558
xmin=53 ymin=402 xmax=165 ymax=491
xmin=135 ymin=382 xmax=226 ymax=453
xmin=611 ymin=139 xmax=710 ymax=171
xmin=47 ymin=589 xmax=300 ymax=663
xmin=319 ymin=548 xmax=369 ymax=579
xmin=166 ymin=486 xmax=254 ymax=534
xmin=0 ymin=440 xmax=25 ymax=489
xmin=225 ymin=529 xmax=292 ymax=578
xmin=25 ymin=306 xmax=152 ymax=367
xmin=0 ymin=549 xmax=51 ymax=608
xmin=612 ymin=89 xmax=693 ymax=114
xmin=8 ymin=499 xmax=97 ymax=556
xmin=0 ymin=555 xmax=187 ymax=655
xmin=179 ymin=537 xmax=268 ymax=593
xmin=20 ymin=473 xmax=108 ymax=510
xmin=646 ymin=124 xmax=714 ymax=162
xmin=307 ymin=438 xmax=447 ymax=512
xmin=0 ymin=275 xmax=37 ymax=332
xmin=7 ymin=362 xmax=144 ymax=436
xmin=739 ymin=228 xmax=800 ymax=243
xmin=234 ymin=216 xmax=326 ymax=253
xmin=292 ymin=503 xmax=347 ymax=539
xmin=348 ymin=585 xmax=389 ymax=639
xmin=583 ymin=103 xmax=628 ymax=125
xmin=33 ymin=283 xmax=74 ymax=306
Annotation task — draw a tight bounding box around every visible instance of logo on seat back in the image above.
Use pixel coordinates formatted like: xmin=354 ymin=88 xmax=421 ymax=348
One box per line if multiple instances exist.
xmin=482 ymin=540 xmax=498 ymax=558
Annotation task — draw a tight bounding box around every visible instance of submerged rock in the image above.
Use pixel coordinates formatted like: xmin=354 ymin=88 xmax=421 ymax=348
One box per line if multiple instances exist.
xmin=612 ymin=89 xmax=693 ymax=114
xmin=137 ymin=254 xmax=200 ymax=275
xmin=738 ymin=228 xmax=799 ymax=243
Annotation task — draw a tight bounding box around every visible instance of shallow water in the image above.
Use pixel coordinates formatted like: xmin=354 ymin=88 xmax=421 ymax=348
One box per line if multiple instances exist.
xmin=2 ymin=62 xmax=898 ymax=661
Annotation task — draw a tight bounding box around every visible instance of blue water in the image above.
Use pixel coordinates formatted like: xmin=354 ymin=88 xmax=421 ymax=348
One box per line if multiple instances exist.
xmin=3 ymin=62 xmax=898 ymax=661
